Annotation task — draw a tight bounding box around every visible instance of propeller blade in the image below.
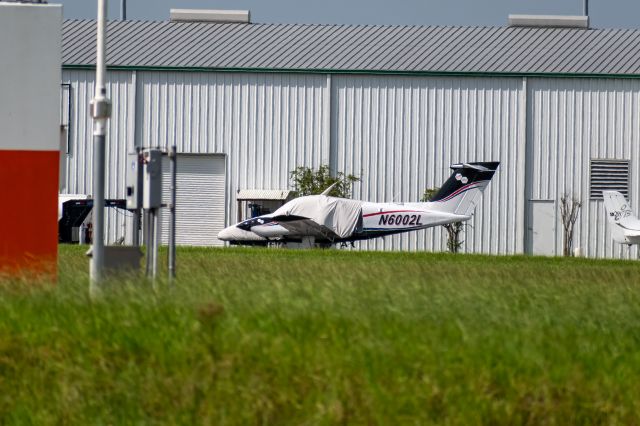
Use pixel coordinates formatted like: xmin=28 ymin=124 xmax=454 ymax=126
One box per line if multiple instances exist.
xmin=321 ymin=181 xmax=339 ymax=196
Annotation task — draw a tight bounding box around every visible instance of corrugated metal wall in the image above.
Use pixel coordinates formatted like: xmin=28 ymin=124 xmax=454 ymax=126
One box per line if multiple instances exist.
xmin=62 ymin=70 xmax=135 ymax=244
xmin=332 ymin=75 xmax=526 ymax=253
xmin=62 ymin=70 xmax=329 ymax=244
xmin=528 ymin=78 xmax=640 ymax=259
xmin=136 ymin=71 xmax=330 ymax=230
xmin=61 ymin=69 xmax=640 ymax=258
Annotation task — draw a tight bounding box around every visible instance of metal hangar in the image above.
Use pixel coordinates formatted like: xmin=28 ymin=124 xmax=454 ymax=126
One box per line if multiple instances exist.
xmin=60 ymin=13 xmax=640 ymax=257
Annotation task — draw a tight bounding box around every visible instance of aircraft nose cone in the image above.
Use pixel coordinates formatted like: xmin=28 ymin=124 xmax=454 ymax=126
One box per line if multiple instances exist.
xmin=217 ymin=226 xmax=234 ymax=241
xmin=217 ymin=225 xmax=266 ymax=242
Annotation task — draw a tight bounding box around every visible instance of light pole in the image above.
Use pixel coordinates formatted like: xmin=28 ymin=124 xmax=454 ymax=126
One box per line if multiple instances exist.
xmin=90 ymin=0 xmax=111 ymax=289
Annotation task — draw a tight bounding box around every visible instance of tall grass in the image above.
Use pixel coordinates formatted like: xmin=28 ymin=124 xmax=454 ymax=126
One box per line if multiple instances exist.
xmin=1 ymin=246 xmax=640 ymax=424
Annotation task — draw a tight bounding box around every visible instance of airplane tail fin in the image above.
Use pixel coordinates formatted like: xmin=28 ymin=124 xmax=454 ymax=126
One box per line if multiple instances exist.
xmin=426 ymin=162 xmax=500 ymax=216
xmin=603 ymin=190 xmax=637 ymax=243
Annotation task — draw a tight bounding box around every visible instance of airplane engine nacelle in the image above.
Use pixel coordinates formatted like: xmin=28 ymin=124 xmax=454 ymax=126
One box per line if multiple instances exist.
xmin=251 ymin=223 xmax=290 ymax=238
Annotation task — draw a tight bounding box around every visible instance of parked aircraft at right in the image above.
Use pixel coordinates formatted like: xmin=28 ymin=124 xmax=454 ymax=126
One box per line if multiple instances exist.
xmin=603 ymin=191 xmax=640 ymax=245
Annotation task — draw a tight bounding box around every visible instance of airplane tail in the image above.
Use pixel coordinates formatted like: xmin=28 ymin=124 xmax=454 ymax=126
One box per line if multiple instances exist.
xmin=602 ymin=190 xmax=638 ymax=243
xmin=426 ymin=162 xmax=500 ymax=216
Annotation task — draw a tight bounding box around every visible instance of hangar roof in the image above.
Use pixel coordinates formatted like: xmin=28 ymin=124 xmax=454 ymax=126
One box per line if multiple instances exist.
xmin=62 ymin=19 xmax=640 ymax=77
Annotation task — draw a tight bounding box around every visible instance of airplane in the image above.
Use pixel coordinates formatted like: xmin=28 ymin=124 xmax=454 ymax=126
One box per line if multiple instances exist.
xmin=218 ymin=161 xmax=500 ymax=247
xmin=603 ymin=190 xmax=640 ymax=245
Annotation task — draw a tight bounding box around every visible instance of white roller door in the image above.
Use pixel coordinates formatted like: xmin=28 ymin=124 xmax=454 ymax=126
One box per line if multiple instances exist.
xmin=161 ymin=154 xmax=226 ymax=246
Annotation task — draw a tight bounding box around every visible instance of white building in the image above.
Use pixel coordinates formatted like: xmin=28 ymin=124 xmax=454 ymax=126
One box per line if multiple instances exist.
xmin=60 ymin=13 xmax=640 ymax=258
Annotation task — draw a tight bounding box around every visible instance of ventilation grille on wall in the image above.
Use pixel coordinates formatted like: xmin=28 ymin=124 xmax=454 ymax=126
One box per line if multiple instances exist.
xmin=590 ymin=159 xmax=630 ymax=199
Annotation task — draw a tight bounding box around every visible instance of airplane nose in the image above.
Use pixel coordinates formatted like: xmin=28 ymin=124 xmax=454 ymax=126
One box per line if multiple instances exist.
xmin=217 ymin=225 xmax=266 ymax=241
xmin=217 ymin=226 xmax=234 ymax=241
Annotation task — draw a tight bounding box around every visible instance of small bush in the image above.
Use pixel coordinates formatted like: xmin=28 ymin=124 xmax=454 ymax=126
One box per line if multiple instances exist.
xmin=290 ymin=165 xmax=360 ymax=198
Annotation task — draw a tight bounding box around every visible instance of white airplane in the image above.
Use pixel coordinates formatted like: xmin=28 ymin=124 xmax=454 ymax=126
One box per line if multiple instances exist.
xmin=218 ymin=161 xmax=500 ymax=246
xmin=603 ymin=190 xmax=640 ymax=245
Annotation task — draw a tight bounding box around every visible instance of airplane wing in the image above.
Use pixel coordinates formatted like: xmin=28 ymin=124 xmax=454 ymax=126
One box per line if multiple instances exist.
xmin=270 ymin=215 xmax=340 ymax=240
xmin=270 ymin=196 xmax=363 ymax=239
xmin=221 ymin=194 xmax=363 ymax=243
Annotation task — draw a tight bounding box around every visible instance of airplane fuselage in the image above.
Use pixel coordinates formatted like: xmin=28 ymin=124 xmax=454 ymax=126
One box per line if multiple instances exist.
xmin=219 ymin=201 xmax=470 ymax=245
xmin=218 ymin=161 xmax=499 ymax=246
xmin=357 ymin=202 xmax=468 ymax=240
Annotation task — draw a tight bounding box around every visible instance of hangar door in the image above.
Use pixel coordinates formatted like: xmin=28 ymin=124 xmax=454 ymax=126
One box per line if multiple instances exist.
xmin=161 ymin=154 xmax=226 ymax=246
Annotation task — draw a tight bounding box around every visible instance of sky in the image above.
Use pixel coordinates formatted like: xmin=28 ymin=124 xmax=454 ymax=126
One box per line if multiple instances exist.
xmin=57 ymin=0 xmax=640 ymax=29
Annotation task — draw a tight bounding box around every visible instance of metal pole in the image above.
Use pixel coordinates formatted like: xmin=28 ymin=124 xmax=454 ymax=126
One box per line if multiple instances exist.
xmin=168 ymin=146 xmax=177 ymax=281
xmin=144 ymin=209 xmax=151 ymax=277
xmin=132 ymin=208 xmax=140 ymax=246
xmin=120 ymin=0 xmax=126 ymax=20
xmin=151 ymin=208 xmax=158 ymax=279
xmin=90 ymin=0 xmax=111 ymax=288
xmin=132 ymin=146 xmax=141 ymax=247
xmin=583 ymin=0 xmax=588 ymax=16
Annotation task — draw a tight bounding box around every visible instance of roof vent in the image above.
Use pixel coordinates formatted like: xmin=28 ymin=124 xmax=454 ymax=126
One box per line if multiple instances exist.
xmin=508 ymin=14 xmax=589 ymax=29
xmin=170 ymin=9 xmax=250 ymax=24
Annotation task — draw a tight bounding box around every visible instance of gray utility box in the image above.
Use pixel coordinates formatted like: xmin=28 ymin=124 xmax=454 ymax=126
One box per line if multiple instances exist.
xmin=126 ymin=152 xmax=143 ymax=209
xmin=86 ymin=246 xmax=143 ymax=276
xmin=143 ymin=149 xmax=163 ymax=209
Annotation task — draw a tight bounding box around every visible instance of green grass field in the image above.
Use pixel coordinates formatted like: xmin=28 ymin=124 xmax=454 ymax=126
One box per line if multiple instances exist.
xmin=1 ymin=246 xmax=640 ymax=424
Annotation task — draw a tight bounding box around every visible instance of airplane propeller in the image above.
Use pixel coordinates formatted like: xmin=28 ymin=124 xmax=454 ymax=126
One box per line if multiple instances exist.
xmin=321 ymin=181 xmax=340 ymax=196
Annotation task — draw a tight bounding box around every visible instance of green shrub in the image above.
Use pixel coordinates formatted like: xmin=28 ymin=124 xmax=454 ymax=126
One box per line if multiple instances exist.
xmin=290 ymin=164 xmax=360 ymax=198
